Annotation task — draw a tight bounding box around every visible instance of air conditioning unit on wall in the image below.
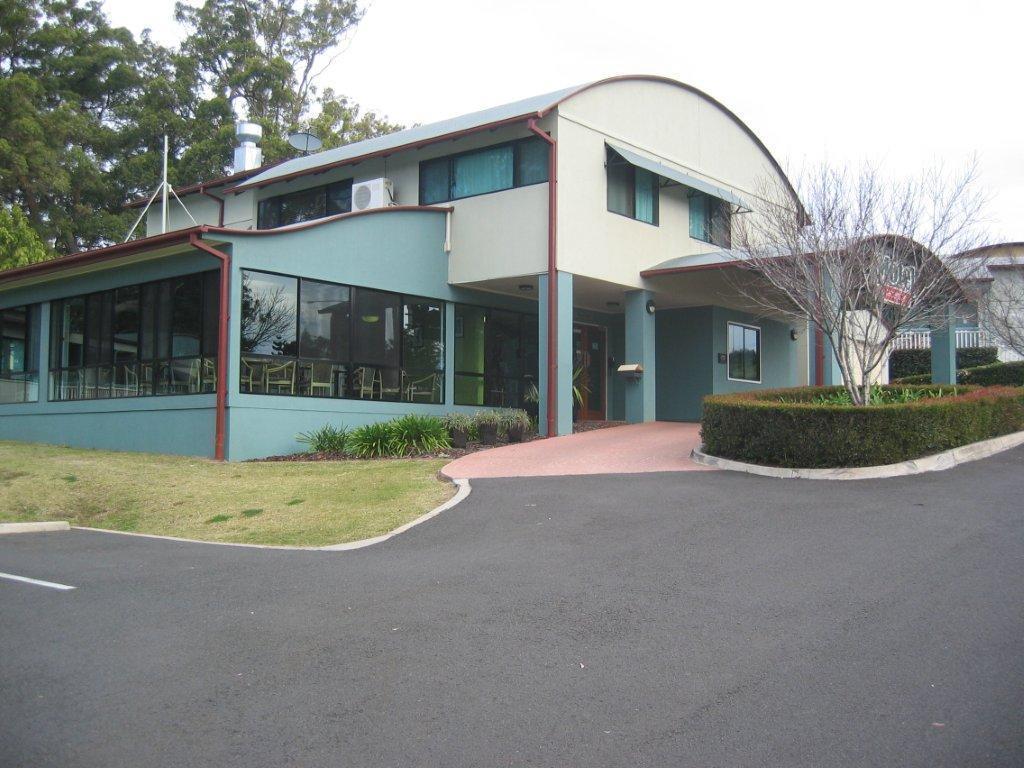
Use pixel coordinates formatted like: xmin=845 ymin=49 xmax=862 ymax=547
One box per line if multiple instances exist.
xmin=352 ymin=178 xmax=394 ymax=211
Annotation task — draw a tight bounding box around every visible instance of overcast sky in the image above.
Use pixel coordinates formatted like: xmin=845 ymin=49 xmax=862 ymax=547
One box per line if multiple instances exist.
xmin=103 ymin=0 xmax=1023 ymax=241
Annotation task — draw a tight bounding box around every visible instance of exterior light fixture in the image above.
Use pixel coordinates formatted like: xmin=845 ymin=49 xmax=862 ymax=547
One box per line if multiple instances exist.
xmin=790 ymin=329 xmax=799 ymax=341
xmin=518 ymin=283 xmax=533 ymax=292
xmin=645 ymin=299 xmax=656 ymax=314
xmin=606 ymin=301 xmax=621 ymax=309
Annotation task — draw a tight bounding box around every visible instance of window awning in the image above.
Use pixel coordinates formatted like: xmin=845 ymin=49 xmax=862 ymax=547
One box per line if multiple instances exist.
xmin=606 ymin=142 xmax=752 ymax=212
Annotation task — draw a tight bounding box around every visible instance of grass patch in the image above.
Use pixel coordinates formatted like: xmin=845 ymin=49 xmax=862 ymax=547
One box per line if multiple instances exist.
xmin=0 ymin=442 xmax=453 ymax=547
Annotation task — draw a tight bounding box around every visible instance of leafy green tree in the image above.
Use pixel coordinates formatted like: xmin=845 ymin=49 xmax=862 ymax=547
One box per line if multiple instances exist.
xmin=0 ymin=0 xmax=400 ymax=258
xmin=173 ymin=0 xmax=401 ymax=169
xmin=0 ymin=205 xmax=53 ymax=271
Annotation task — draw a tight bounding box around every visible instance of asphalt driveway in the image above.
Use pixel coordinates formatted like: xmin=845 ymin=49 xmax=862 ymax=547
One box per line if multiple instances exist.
xmin=2 ymin=448 xmax=1023 ymax=767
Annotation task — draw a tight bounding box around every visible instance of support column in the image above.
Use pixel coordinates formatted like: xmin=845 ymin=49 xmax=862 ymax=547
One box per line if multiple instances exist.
xmin=931 ymin=307 xmax=958 ymax=384
xmin=624 ymin=289 xmax=656 ymax=423
xmin=538 ymin=271 xmax=573 ymax=436
xmin=444 ymin=302 xmax=456 ymax=406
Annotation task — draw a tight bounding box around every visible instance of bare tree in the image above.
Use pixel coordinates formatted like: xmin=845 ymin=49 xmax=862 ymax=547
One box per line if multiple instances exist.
xmin=969 ymin=247 xmax=1024 ymax=359
xmin=240 ymin=272 xmax=296 ymax=354
xmin=730 ymin=162 xmax=990 ymax=405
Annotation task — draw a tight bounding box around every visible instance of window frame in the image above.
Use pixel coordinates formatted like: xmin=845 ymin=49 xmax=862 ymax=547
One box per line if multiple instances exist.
xmin=418 ymin=136 xmax=550 ymax=205
xmin=256 ymin=178 xmax=354 ymax=230
xmin=0 ymin=304 xmax=39 ymax=404
xmin=48 ymin=271 xmax=220 ymax=401
xmin=689 ymin=190 xmax=732 ymax=248
xmin=238 ymin=268 xmax=446 ymax=404
xmin=726 ymin=321 xmax=762 ymax=384
xmin=452 ymin=302 xmax=538 ymax=409
xmin=605 ymin=147 xmax=660 ymax=226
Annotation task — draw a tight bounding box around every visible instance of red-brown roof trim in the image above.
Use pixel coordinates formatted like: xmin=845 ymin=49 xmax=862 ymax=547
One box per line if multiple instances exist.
xmin=123 ymin=162 xmax=284 ymax=209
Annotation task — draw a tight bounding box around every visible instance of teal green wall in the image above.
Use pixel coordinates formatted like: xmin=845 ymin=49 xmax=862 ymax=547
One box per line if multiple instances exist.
xmin=655 ymin=306 xmax=801 ymax=422
xmin=655 ymin=307 xmax=714 ymax=422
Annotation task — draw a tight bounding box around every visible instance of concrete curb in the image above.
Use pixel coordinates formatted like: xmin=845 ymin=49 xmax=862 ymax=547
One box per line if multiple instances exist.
xmin=73 ymin=478 xmax=472 ymax=551
xmin=0 ymin=521 xmax=71 ymax=535
xmin=691 ymin=430 xmax=1024 ymax=480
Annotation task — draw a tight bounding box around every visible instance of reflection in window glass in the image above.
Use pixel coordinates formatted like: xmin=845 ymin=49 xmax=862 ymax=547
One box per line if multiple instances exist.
xmin=453 ymin=304 xmax=537 ymax=411
xmin=171 ymin=275 xmax=202 ymax=357
xmin=352 ymin=289 xmax=400 ymax=368
xmin=1 ymin=305 xmax=38 ymax=403
xmin=453 ymin=145 xmax=513 ymax=199
xmin=299 ymin=279 xmax=350 ymax=360
xmin=240 ymin=272 xmax=297 ymax=356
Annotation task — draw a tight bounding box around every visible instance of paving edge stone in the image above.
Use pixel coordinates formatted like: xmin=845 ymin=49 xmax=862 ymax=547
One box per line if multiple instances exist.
xmin=0 ymin=521 xmax=71 ymax=535
xmin=691 ymin=430 xmax=1024 ymax=480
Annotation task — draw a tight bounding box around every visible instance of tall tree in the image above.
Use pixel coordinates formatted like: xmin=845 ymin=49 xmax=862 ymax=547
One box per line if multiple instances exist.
xmin=0 ymin=205 xmax=54 ymax=271
xmin=174 ymin=0 xmax=401 ymax=170
xmin=0 ymin=0 xmax=400 ymax=257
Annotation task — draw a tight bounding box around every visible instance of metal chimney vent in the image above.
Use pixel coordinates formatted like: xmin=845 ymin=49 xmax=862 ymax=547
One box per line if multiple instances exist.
xmin=233 ymin=121 xmax=263 ymax=174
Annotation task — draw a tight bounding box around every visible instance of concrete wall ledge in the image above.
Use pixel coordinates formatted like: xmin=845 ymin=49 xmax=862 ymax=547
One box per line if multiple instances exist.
xmin=692 ymin=430 xmax=1024 ymax=480
xmin=0 ymin=521 xmax=70 ymax=535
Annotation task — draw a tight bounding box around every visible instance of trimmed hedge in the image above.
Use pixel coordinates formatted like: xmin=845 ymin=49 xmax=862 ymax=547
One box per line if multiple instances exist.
xmin=893 ymin=360 xmax=1024 ymax=387
xmin=701 ymin=385 xmax=1024 ymax=468
xmin=888 ymin=346 xmax=998 ymax=380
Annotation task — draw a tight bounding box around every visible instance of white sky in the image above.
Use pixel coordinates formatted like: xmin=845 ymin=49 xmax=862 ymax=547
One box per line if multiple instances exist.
xmin=103 ymin=0 xmax=1023 ymax=240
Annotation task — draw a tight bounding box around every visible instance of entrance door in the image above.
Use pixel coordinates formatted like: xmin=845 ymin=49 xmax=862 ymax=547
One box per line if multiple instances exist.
xmin=572 ymin=324 xmax=607 ymax=421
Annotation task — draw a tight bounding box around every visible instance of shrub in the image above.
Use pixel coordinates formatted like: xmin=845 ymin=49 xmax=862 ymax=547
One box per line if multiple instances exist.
xmin=296 ymin=424 xmax=349 ymax=454
xmin=389 ymin=414 xmax=451 ymax=454
xmin=701 ymin=385 xmax=1024 ymax=468
xmin=473 ymin=410 xmax=503 ymax=428
xmin=501 ymin=408 xmax=532 ymax=432
xmin=888 ymin=347 xmax=998 ymax=379
xmin=441 ymin=413 xmax=473 ymax=433
xmin=892 ymin=360 xmax=1024 ymax=387
xmin=346 ymin=422 xmax=401 ymax=458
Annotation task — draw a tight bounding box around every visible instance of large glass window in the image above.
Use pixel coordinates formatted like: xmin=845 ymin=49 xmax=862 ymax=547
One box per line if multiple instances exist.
xmin=239 ymin=269 xmax=444 ymax=404
xmin=453 ymin=304 xmax=537 ymax=411
xmin=419 ymin=137 xmax=549 ymax=205
xmin=49 ymin=272 xmax=220 ymax=401
xmin=727 ymin=322 xmax=761 ymax=383
xmin=1 ymin=305 xmax=39 ymax=403
xmin=606 ymin=147 xmax=659 ymax=225
xmin=257 ymin=178 xmax=354 ymax=229
xmin=689 ymin=191 xmax=732 ymax=247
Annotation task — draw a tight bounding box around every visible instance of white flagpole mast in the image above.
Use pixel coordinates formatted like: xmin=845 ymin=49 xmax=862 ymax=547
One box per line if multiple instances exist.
xmin=161 ymin=134 xmax=169 ymax=234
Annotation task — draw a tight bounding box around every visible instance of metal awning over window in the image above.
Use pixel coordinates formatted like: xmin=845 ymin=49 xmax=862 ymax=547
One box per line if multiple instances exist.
xmin=606 ymin=142 xmax=752 ymax=212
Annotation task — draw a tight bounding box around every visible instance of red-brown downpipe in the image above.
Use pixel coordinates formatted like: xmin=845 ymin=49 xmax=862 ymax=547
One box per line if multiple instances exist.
xmin=528 ymin=118 xmax=557 ymax=438
xmin=189 ymin=233 xmax=230 ymax=460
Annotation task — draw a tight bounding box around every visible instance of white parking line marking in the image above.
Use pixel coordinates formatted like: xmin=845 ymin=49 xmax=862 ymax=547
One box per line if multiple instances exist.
xmin=0 ymin=572 xmax=76 ymax=591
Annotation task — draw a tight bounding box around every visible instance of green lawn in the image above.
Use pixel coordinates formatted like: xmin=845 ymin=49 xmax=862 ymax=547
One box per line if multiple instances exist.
xmin=0 ymin=442 xmax=452 ymax=546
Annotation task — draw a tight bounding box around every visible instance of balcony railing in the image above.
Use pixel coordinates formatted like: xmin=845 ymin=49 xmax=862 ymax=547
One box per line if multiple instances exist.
xmin=892 ymin=328 xmax=994 ymax=350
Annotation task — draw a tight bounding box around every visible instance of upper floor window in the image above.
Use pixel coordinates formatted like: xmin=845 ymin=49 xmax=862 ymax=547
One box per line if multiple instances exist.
xmin=419 ymin=137 xmax=549 ymax=205
xmin=606 ymin=147 xmax=659 ymax=225
xmin=689 ymin=191 xmax=731 ymax=247
xmin=257 ymin=178 xmax=353 ymax=229
xmin=1 ymin=304 xmax=39 ymax=404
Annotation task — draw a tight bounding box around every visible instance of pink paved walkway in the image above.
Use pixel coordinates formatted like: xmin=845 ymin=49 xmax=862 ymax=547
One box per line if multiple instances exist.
xmin=442 ymin=421 xmax=714 ymax=479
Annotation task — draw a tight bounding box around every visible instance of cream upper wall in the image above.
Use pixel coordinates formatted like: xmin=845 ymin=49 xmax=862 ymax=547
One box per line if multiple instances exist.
xmin=555 ymin=79 xmax=795 ymax=288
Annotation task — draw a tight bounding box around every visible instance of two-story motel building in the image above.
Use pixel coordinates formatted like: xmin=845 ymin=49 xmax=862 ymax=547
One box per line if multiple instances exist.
xmin=0 ymin=75 xmax=813 ymax=460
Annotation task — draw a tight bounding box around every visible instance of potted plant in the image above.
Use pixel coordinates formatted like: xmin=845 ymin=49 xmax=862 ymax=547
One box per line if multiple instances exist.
xmin=503 ymin=409 xmax=531 ymax=443
xmin=474 ymin=410 xmax=502 ymax=445
xmin=442 ymin=413 xmax=472 ymax=449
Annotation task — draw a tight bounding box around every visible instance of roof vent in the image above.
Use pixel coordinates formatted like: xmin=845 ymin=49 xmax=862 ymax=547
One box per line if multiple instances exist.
xmin=233 ymin=121 xmax=263 ymax=174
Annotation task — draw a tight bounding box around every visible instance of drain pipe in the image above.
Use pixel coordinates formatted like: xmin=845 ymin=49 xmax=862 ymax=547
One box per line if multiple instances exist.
xmin=198 ymin=185 xmax=226 ymax=227
xmin=528 ymin=117 xmax=558 ymax=438
xmin=189 ymin=232 xmax=231 ymax=460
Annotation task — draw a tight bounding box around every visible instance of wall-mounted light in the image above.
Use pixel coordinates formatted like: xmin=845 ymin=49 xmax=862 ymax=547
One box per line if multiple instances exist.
xmin=790 ymin=329 xmax=799 ymax=341
xmin=518 ymin=283 xmax=533 ymax=292
xmin=606 ymin=301 xmax=621 ymax=309
xmin=645 ymin=299 xmax=656 ymax=315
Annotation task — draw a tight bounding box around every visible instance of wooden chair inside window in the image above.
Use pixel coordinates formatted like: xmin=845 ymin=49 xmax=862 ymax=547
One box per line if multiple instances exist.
xmin=403 ymin=371 xmax=440 ymax=403
xmin=200 ymin=358 xmax=217 ymax=392
xmin=352 ymin=367 xmax=378 ymax=399
xmin=266 ymin=360 xmax=296 ymax=394
xmin=309 ymin=362 xmax=333 ymax=397
xmin=241 ymin=358 xmax=263 ymax=393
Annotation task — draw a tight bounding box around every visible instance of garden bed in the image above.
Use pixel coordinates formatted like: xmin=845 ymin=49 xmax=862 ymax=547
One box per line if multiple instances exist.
xmin=701 ymin=385 xmax=1024 ymax=468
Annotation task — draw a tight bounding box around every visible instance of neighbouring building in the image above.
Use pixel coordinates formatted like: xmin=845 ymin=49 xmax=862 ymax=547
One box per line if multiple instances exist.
xmin=0 ymin=75 xmax=821 ymax=460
